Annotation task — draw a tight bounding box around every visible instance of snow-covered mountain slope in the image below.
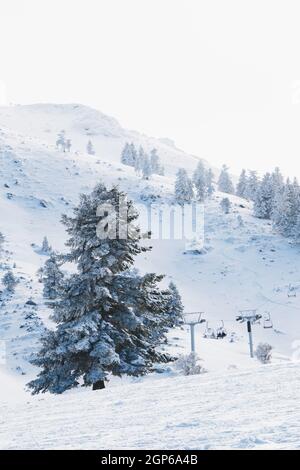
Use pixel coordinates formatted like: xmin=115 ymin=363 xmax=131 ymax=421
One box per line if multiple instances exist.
xmin=0 ymin=103 xmax=205 ymax=176
xmin=0 ymin=103 xmax=300 ymax=434
xmin=1 ymin=362 xmax=300 ymax=450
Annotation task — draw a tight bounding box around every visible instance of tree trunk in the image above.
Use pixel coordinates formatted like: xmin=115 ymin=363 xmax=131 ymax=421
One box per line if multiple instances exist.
xmin=92 ymin=380 xmax=105 ymax=391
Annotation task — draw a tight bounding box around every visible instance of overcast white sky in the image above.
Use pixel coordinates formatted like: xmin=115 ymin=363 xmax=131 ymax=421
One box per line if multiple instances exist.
xmin=1 ymin=0 xmax=300 ymax=177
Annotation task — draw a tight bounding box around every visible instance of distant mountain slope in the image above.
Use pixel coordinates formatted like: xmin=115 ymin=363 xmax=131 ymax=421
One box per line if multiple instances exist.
xmin=0 ymin=103 xmax=206 ymax=176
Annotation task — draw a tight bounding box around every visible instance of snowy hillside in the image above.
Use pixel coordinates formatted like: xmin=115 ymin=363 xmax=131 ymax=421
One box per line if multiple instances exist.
xmin=0 ymin=103 xmax=300 ymax=449
xmin=1 ymin=362 xmax=300 ymax=450
xmin=0 ymin=104 xmax=205 ymax=176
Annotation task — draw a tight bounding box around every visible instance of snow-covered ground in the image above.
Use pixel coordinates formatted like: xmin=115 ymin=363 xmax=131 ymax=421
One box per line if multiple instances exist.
xmin=1 ymin=362 xmax=300 ymax=450
xmin=0 ymin=103 xmax=300 ymax=449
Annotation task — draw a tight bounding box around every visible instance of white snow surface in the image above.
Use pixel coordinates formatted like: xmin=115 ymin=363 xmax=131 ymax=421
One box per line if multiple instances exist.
xmin=1 ymin=363 xmax=300 ymax=450
xmin=0 ymin=103 xmax=300 ymax=449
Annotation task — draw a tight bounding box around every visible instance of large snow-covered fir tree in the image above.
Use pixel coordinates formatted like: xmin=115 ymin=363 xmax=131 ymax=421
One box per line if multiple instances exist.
xmin=175 ymin=168 xmax=194 ymax=204
xmin=193 ymin=162 xmax=207 ymax=202
xmin=28 ymin=184 xmax=173 ymax=394
xmin=217 ymin=165 xmax=235 ymax=194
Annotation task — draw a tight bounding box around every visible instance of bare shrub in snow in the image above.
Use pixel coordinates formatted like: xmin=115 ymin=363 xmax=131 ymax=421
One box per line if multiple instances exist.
xmin=174 ymin=352 xmax=207 ymax=376
xmin=255 ymin=342 xmax=273 ymax=364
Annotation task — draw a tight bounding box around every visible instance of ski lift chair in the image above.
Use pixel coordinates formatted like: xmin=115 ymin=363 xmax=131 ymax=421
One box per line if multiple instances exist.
xmin=263 ymin=312 xmax=273 ymax=329
xmin=203 ymin=322 xmax=217 ymax=339
xmin=288 ymin=284 xmax=297 ymax=298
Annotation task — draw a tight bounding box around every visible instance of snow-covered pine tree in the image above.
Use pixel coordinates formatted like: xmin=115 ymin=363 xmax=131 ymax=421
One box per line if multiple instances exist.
xmin=41 ymin=236 xmax=51 ymax=254
xmin=254 ymin=172 xmax=274 ymax=219
xmin=28 ymin=184 xmax=172 ymax=394
xmin=272 ymin=178 xmax=300 ymax=236
xmin=271 ymin=183 xmax=291 ymax=235
xmin=206 ymin=168 xmax=215 ymax=197
xmin=217 ymin=165 xmax=235 ymax=194
xmin=236 ymin=169 xmax=248 ymax=198
xmin=165 ymin=282 xmax=184 ymax=327
xmin=150 ymin=148 xmax=160 ymax=174
xmin=142 ymin=154 xmax=152 ymax=180
xmin=2 ymin=269 xmax=17 ymax=292
xmin=175 ymin=168 xmax=194 ymax=204
xmin=135 ymin=146 xmax=145 ymax=176
xmin=193 ymin=162 xmax=207 ymax=202
xmin=270 ymin=167 xmax=285 ymax=215
xmin=271 ymin=167 xmax=284 ymax=191
xmin=87 ymin=140 xmax=95 ymax=155
xmin=129 ymin=142 xmax=137 ymax=167
xmin=245 ymin=170 xmax=259 ymax=200
xmin=42 ymin=254 xmax=64 ymax=301
xmin=121 ymin=142 xmax=131 ymax=165
xmin=291 ymin=178 xmax=300 ymax=239
xmin=220 ymin=197 xmax=231 ymax=214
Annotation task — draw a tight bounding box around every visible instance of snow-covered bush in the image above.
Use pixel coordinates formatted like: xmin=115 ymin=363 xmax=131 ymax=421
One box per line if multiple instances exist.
xmin=220 ymin=197 xmax=231 ymax=214
xmin=255 ymin=342 xmax=273 ymax=364
xmin=87 ymin=140 xmax=95 ymax=155
xmin=174 ymin=352 xmax=206 ymax=376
